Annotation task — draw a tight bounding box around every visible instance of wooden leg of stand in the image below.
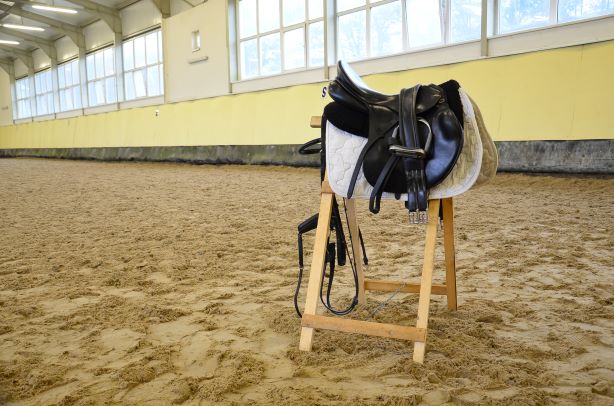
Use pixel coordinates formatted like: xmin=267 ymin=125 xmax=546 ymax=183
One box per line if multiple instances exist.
xmin=299 ymin=187 xmax=334 ymax=351
xmin=413 ymin=199 xmax=441 ymax=364
xmin=442 ymin=198 xmax=457 ymax=311
xmin=344 ymin=198 xmax=366 ymax=305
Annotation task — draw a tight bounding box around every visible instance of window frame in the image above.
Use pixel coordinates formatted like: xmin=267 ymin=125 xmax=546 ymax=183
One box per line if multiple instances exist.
xmin=14 ymin=76 xmax=33 ymax=120
xmin=122 ymin=29 xmax=165 ymax=101
xmin=33 ymin=68 xmax=55 ymax=117
xmin=233 ymin=0 xmax=614 ymax=83
xmin=85 ymin=46 xmax=117 ymax=107
xmin=57 ymin=58 xmax=82 ymax=112
xmin=236 ymin=0 xmax=326 ymax=80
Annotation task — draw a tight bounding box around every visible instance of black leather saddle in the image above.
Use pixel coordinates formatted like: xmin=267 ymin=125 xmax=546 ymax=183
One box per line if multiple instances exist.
xmin=327 ymin=61 xmax=464 ymax=223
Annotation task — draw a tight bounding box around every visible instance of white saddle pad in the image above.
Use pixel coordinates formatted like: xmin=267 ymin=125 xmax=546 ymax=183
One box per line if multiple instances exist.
xmin=325 ymin=88 xmax=497 ymax=201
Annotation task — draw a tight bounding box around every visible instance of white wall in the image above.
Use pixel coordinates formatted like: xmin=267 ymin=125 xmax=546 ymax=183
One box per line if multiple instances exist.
xmin=33 ymin=49 xmax=51 ymax=71
xmin=14 ymin=60 xmax=28 ymax=78
xmin=121 ymin=0 xmax=162 ymax=37
xmin=0 ymin=69 xmax=12 ymax=126
xmin=164 ymin=0 xmax=230 ymax=103
xmin=84 ymin=20 xmax=114 ymax=50
xmin=170 ymin=0 xmax=193 ymax=16
xmin=55 ymin=36 xmax=79 ymax=62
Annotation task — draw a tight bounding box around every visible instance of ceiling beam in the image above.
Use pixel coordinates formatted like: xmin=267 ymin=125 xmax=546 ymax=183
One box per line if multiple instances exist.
xmin=0 ymin=26 xmax=56 ymax=59
xmin=0 ymin=43 xmax=32 ymax=69
xmin=0 ymin=57 xmax=14 ymax=75
xmin=7 ymin=6 xmax=84 ymax=48
xmin=151 ymin=0 xmax=170 ymax=18
xmin=63 ymin=0 xmax=122 ymax=33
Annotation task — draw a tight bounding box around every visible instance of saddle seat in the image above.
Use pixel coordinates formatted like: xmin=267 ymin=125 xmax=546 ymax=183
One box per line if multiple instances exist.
xmin=331 ymin=60 xmax=443 ymax=116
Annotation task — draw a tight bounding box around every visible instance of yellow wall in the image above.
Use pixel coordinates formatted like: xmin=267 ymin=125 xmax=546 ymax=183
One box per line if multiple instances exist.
xmin=1 ymin=40 xmax=613 ymax=149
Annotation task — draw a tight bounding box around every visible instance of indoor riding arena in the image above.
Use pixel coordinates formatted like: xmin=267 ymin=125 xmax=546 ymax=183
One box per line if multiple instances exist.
xmin=0 ymin=1 xmax=612 ymax=405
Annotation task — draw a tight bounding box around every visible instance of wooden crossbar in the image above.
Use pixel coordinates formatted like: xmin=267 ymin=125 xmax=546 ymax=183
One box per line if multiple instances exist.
xmin=310 ymin=116 xmax=322 ymax=128
xmin=301 ymin=314 xmax=427 ymax=342
xmin=364 ymin=279 xmax=448 ymax=295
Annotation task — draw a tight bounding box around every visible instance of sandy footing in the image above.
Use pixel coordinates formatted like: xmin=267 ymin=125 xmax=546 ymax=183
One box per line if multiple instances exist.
xmin=0 ymin=158 xmax=612 ymax=405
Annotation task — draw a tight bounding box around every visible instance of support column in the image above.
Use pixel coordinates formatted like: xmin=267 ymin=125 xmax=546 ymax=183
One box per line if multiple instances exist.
xmin=79 ymin=47 xmax=88 ymax=108
xmin=114 ymin=31 xmax=124 ymax=103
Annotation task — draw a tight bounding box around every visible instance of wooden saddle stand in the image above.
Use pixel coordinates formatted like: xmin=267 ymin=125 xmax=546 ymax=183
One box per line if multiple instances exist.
xmin=298 ymin=116 xmax=458 ymax=364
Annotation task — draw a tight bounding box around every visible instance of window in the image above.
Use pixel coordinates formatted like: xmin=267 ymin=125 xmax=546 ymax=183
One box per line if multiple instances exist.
xmin=192 ymin=30 xmax=201 ymax=52
xmin=14 ymin=77 xmax=32 ymax=119
xmin=86 ymin=47 xmax=117 ymax=107
xmin=237 ymin=0 xmax=325 ymax=79
xmin=558 ymin=0 xmax=614 ymax=22
xmin=57 ymin=59 xmax=82 ymax=112
xmin=337 ymin=0 xmax=482 ymax=62
xmin=34 ymin=69 xmax=54 ymax=116
xmin=123 ymin=30 xmax=164 ymax=100
xmin=449 ymin=0 xmax=482 ymax=42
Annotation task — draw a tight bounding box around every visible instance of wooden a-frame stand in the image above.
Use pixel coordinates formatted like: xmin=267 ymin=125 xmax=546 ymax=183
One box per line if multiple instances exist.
xmin=299 ymin=118 xmax=458 ymax=363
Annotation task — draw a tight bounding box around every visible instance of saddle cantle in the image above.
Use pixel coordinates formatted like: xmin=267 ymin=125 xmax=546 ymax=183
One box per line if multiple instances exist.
xmin=327 ymin=60 xmax=464 ymax=222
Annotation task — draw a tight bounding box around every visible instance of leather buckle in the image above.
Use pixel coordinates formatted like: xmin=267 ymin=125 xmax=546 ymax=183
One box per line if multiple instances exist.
xmin=389 ymin=145 xmax=426 ymax=158
xmin=409 ymin=210 xmax=428 ymax=224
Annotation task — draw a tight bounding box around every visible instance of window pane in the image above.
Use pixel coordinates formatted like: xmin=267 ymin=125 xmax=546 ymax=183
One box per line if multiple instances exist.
xmin=73 ymin=86 xmax=81 ymax=109
xmin=239 ymin=0 xmax=257 ymax=38
xmin=95 ymin=51 xmax=104 ymax=79
xmin=34 ymin=74 xmax=41 ymax=94
xmin=65 ymin=63 xmax=73 ymax=87
xmin=95 ymin=80 xmax=105 ymax=104
xmin=46 ymin=71 xmax=52 ymax=91
xmin=147 ymin=65 xmax=160 ymax=96
xmin=450 ymin=0 xmax=481 ymax=42
xmin=308 ymin=21 xmax=324 ymax=67
xmin=259 ymin=32 xmax=281 ymax=75
xmin=59 ymin=90 xmax=66 ymax=111
xmin=337 ymin=0 xmax=364 ymax=12
xmin=338 ymin=10 xmax=367 ymax=61
xmin=86 ymin=55 xmax=95 ymax=80
xmin=406 ymin=0 xmax=442 ymax=48
xmin=105 ymin=77 xmax=116 ymax=103
xmin=259 ymin=0 xmax=280 ymax=32
xmin=159 ymin=64 xmax=164 ymax=93
xmin=36 ymin=96 xmax=44 ymax=115
xmin=240 ymin=39 xmax=258 ymax=79
xmin=134 ymin=69 xmax=147 ymax=98
xmin=104 ymin=48 xmax=114 ymax=76
xmin=125 ymin=71 xmax=135 ymax=100
xmin=123 ymin=41 xmax=134 ymax=70
xmin=88 ymin=82 xmax=96 ymax=106
xmin=146 ymin=32 xmax=158 ymax=65
xmin=47 ymin=93 xmax=54 ymax=113
xmin=65 ymin=88 xmax=73 ymax=110
xmin=308 ymin=0 xmax=323 ymax=19
xmin=499 ymin=0 xmax=549 ymax=33
xmin=370 ymin=1 xmax=403 ymax=57
xmin=134 ymin=36 xmax=146 ymax=68
xmin=158 ymin=31 xmax=163 ymax=62
xmin=283 ymin=0 xmax=305 ymax=26
xmin=284 ymin=28 xmax=305 ymax=70
xmin=58 ymin=65 xmax=66 ymax=88
xmin=558 ymin=0 xmax=614 ymax=22
xmin=72 ymin=60 xmax=80 ymax=86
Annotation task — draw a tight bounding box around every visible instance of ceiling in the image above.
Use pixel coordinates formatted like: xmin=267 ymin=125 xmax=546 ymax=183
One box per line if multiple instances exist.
xmin=0 ymin=0 xmax=151 ymax=63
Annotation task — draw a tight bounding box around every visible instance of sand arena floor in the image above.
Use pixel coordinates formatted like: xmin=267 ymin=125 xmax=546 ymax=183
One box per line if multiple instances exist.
xmin=0 ymin=158 xmax=612 ymax=405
